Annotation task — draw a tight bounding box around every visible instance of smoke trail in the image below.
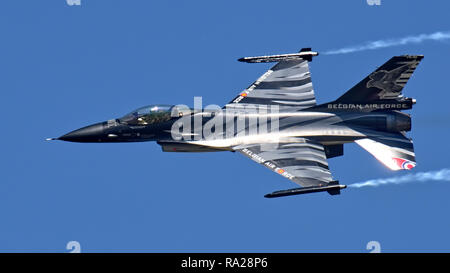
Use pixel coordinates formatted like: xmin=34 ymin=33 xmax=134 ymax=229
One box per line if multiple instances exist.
xmin=349 ymin=169 xmax=450 ymax=188
xmin=323 ymin=31 xmax=450 ymax=55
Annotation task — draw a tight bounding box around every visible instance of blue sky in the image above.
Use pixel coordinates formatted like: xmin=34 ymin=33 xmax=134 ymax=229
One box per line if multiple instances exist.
xmin=1 ymin=0 xmax=449 ymax=252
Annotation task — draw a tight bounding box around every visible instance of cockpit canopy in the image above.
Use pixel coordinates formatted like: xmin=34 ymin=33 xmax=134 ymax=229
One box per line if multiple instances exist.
xmin=119 ymin=105 xmax=174 ymax=125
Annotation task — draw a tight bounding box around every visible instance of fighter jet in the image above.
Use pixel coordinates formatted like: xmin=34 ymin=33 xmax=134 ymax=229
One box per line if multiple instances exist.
xmin=48 ymin=48 xmax=423 ymax=197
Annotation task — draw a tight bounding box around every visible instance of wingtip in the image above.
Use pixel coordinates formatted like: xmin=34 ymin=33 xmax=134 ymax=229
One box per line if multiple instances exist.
xmin=46 ymin=137 xmax=58 ymax=141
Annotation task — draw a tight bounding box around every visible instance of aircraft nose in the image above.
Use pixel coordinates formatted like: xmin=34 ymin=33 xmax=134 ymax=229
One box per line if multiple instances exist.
xmin=58 ymin=122 xmax=105 ymax=142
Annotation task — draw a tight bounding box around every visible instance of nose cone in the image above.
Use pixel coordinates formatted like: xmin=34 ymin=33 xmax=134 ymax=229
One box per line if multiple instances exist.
xmin=59 ymin=122 xmax=105 ymax=142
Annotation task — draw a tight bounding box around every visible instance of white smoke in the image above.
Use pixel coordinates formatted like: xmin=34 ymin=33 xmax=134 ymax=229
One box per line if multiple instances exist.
xmin=323 ymin=31 xmax=450 ymax=55
xmin=349 ymin=169 xmax=450 ymax=188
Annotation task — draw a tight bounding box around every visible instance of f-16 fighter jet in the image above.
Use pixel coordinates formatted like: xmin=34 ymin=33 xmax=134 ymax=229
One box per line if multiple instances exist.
xmin=48 ymin=48 xmax=423 ymax=197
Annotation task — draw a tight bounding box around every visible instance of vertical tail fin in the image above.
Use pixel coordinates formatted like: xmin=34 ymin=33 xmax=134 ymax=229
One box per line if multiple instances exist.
xmin=331 ymin=55 xmax=423 ymax=110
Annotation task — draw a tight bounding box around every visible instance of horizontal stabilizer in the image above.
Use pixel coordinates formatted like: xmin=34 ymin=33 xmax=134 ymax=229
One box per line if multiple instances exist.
xmin=355 ymin=134 xmax=416 ymax=170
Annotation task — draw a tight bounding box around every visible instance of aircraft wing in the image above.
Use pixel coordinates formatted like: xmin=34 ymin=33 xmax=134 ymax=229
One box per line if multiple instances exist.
xmin=225 ymin=58 xmax=317 ymax=110
xmin=355 ymin=131 xmax=416 ymax=170
xmin=234 ymin=138 xmax=334 ymax=188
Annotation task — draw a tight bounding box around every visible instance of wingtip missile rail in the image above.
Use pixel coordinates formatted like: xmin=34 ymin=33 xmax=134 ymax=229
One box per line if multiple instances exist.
xmin=238 ymin=48 xmax=319 ymax=63
xmin=264 ymin=182 xmax=346 ymax=198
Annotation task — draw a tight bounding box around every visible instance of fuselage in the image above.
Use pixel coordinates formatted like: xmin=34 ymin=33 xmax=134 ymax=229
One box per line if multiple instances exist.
xmin=57 ymin=105 xmax=411 ymax=152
